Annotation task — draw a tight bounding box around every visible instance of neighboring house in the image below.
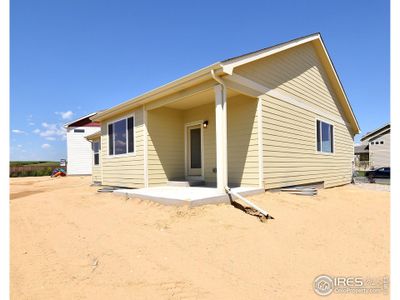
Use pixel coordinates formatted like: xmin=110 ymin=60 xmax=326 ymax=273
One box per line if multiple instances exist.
xmin=64 ymin=113 xmax=101 ymax=175
xmin=355 ymin=123 xmax=390 ymax=169
xmin=354 ymin=143 xmax=370 ymax=170
xmin=88 ymin=33 xmax=360 ymax=192
xmin=85 ymin=130 xmax=102 ymax=183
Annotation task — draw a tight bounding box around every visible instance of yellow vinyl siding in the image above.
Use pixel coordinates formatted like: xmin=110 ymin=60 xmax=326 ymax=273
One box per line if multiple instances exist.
xmin=100 ymin=108 xmax=144 ymax=188
xmin=147 ymin=107 xmax=184 ymax=186
xmin=261 ymin=94 xmax=353 ymax=189
xmin=235 ymin=42 xmax=354 ymax=189
xmin=227 ymin=94 xmax=259 ymax=187
xmin=147 ymin=96 xmax=259 ymax=187
xmin=91 ymin=137 xmax=102 ymax=183
xmin=235 ymin=43 xmax=347 ymax=119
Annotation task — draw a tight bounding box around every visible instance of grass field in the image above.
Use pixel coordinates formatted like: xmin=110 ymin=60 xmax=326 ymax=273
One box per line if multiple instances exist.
xmin=10 ymin=161 xmax=61 ymax=177
xmin=10 ymin=161 xmax=59 ymax=167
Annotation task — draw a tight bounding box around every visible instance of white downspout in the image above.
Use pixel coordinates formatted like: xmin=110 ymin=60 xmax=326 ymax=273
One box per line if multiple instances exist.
xmin=211 ymin=70 xmax=270 ymax=218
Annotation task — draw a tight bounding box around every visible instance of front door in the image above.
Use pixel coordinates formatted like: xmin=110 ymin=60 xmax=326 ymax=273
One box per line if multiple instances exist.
xmin=186 ymin=124 xmax=202 ymax=176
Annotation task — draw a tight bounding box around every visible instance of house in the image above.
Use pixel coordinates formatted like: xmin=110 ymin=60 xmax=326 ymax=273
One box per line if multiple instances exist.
xmin=355 ymin=123 xmax=390 ymax=169
xmin=64 ymin=112 xmax=101 ymax=175
xmin=354 ymin=143 xmax=369 ymax=170
xmin=88 ymin=33 xmax=360 ymax=193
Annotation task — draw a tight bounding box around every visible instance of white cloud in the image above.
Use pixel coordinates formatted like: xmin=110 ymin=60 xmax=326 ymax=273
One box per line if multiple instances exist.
xmin=12 ymin=129 xmax=26 ymax=134
xmin=27 ymin=114 xmax=35 ymax=126
xmin=34 ymin=122 xmax=66 ymax=140
xmin=56 ymin=110 xmax=74 ymax=120
xmin=41 ymin=143 xmax=51 ymax=149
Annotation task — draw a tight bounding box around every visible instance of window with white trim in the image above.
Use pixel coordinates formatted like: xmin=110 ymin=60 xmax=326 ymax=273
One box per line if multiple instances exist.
xmin=108 ymin=116 xmax=135 ymax=155
xmin=316 ymin=120 xmax=334 ymax=153
xmin=93 ymin=141 xmax=100 ymax=165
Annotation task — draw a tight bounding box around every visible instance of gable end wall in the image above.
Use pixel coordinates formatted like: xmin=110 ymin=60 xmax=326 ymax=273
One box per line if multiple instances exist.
xmin=235 ymin=42 xmax=355 ymax=189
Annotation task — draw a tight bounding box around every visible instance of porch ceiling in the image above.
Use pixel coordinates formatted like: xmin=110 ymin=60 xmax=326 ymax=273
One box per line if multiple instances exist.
xmin=164 ymin=88 xmax=239 ymax=110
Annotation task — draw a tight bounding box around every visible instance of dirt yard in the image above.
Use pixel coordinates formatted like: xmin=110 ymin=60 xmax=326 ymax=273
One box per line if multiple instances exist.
xmin=10 ymin=177 xmax=390 ymax=299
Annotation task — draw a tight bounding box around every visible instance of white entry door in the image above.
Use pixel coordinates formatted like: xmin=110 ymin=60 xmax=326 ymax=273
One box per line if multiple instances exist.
xmin=186 ymin=124 xmax=203 ymax=176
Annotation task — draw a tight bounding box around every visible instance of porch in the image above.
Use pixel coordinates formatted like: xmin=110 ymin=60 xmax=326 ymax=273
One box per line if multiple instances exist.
xmin=114 ymin=186 xmax=264 ymax=207
xmin=144 ymin=78 xmax=263 ymax=192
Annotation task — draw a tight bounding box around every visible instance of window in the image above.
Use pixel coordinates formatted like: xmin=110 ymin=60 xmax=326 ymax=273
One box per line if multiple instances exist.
xmin=93 ymin=141 xmax=100 ymax=165
xmin=316 ymin=120 xmax=334 ymax=153
xmin=380 ymin=141 xmax=384 ymax=144
xmin=108 ymin=116 xmax=135 ymax=155
xmin=74 ymin=129 xmax=85 ymax=133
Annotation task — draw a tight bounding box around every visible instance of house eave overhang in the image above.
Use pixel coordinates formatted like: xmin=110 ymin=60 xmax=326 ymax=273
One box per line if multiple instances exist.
xmin=91 ymin=63 xmax=223 ymax=122
xmin=219 ymin=33 xmax=360 ymax=134
xmin=85 ymin=130 xmax=101 ymax=141
xmin=360 ymin=123 xmax=390 ymax=142
xmin=91 ymin=33 xmax=361 ymax=135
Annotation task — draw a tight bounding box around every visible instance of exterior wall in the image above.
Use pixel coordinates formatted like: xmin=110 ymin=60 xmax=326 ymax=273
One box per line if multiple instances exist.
xmin=91 ymin=137 xmax=102 ymax=183
xmin=99 ymin=107 xmax=144 ymax=188
xmin=147 ymin=97 xmax=259 ymax=187
xmin=369 ymin=132 xmax=390 ymax=168
xmin=66 ymin=126 xmax=100 ymax=175
xmin=147 ymin=107 xmax=184 ymax=186
xmin=227 ymin=95 xmax=259 ymax=187
xmin=235 ymin=42 xmax=355 ymax=189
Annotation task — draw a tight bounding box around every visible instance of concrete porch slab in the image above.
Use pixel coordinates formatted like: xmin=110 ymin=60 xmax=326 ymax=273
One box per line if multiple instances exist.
xmin=114 ymin=186 xmax=265 ymax=207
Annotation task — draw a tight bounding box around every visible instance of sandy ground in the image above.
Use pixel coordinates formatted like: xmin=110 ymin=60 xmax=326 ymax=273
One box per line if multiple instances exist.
xmin=10 ymin=177 xmax=390 ymax=299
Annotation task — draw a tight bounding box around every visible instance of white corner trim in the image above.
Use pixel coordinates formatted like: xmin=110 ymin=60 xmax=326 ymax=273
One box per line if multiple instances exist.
xmin=257 ymin=97 xmax=264 ymax=188
xmin=143 ymin=106 xmax=149 ymax=188
xmin=228 ymin=73 xmax=347 ymax=126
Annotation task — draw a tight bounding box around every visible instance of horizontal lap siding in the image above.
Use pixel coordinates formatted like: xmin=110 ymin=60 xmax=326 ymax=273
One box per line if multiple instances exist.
xmin=148 ymin=108 xmax=184 ymax=186
xmin=236 ymin=43 xmax=354 ymax=189
xmin=227 ymin=95 xmax=259 ymax=187
xmin=67 ymin=126 xmax=100 ymax=175
xmin=262 ymin=95 xmax=353 ymax=188
xmin=100 ymin=108 xmax=144 ymax=188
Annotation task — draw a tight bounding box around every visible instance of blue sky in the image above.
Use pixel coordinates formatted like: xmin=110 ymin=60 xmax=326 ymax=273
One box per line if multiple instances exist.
xmin=10 ymin=0 xmax=389 ymax=161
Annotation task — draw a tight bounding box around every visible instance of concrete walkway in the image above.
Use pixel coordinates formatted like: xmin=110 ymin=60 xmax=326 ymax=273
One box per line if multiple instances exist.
xmin=114 ymin=186 xmax=264 ymax=206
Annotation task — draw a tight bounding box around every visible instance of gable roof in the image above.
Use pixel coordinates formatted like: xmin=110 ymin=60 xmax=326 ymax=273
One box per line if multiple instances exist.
xmin=92 ymin=33 xmax=360 ymax=133
xmin=64 ymin=112 xmax=101 ymax=128
xmin=354 ymin=144 xmax=369 ymax=154
xmin=360 ymin=123 xmax=390 ymax=142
